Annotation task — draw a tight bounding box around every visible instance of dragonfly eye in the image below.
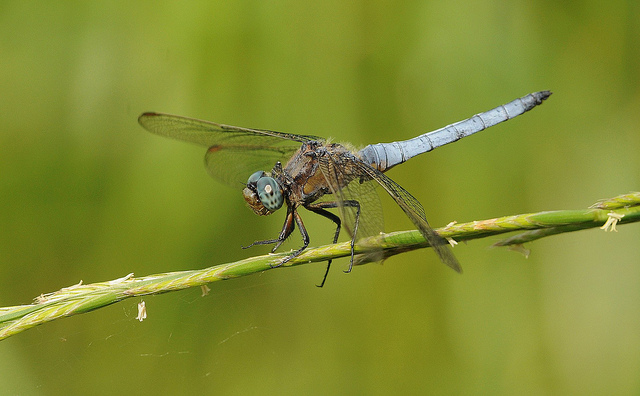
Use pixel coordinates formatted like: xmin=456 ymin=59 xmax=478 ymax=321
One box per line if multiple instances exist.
xmin=243 ymin=171 xmax=282 ymax=215
xmin=256 ymin=176 xmax=283 ymax=211
xmin=247 ymin=171 xmax=266 ymax=186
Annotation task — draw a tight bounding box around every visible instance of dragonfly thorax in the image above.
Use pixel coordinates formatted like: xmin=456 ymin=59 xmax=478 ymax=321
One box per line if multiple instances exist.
xmin=243 ymin=171 xmax=284 ymax=216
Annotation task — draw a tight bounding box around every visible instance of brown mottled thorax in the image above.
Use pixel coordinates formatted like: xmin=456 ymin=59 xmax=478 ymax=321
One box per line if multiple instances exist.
xmin=279 ymin=141 xmax=358 ymax=206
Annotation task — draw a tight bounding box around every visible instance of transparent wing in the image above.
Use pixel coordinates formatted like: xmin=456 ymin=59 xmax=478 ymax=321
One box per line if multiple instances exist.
xmin=138 ymin=112 xmax=321 ymax=187
xmin=354 ymin=160 xmax=462 ymax=272
xmin=317 ymin=149 xmax=384 ymax=241
xmin=339 ymin=178 xmax=384 ymax=240
xmin=203 ymin=145 xmax=300 ymax=188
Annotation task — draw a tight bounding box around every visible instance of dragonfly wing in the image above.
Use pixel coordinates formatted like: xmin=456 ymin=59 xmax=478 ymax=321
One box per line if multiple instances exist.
xmin=138 ymin=112 xmax=320 ymax=146
xmin=354 ymin=161 xmax=462 ymax=272
xmin=317 ymin=150 xmax=384 ymax=240
xmin=138 ymin=112 xmax=321 ymax=187
xmin=204 ymin=144 xmax=300 ymax=187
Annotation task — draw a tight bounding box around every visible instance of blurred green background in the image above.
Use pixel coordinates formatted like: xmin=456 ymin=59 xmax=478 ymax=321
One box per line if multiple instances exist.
xmin=1 ymin=1 xmax=639 ymax=394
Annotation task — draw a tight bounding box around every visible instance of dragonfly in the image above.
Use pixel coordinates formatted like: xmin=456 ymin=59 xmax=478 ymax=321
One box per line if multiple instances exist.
xmin=139 ymin=91 xmax=551 ymax=286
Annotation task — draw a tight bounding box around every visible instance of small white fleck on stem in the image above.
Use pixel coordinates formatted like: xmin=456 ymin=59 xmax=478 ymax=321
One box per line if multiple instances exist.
xmin=136 ymin=301 xmax=147 ymax=322
xmin=600 ymin=212 xmax=624 ymax=232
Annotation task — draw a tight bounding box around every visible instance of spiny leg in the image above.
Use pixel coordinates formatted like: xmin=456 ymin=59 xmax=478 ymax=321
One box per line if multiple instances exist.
xmin=341 ymin=200 xmax=361 ymax=274
xmin=243 ymin=205 xmax=296 ymax=267
xmin=244 ymin=205 xmax=313 ymax=267
xmin=277 ymin=209 xmax=310 ymax=266
xmin=306 ymin=203 xmax=342 ymax=287
xmin=306 ymin=199 xmax=360 ymax=282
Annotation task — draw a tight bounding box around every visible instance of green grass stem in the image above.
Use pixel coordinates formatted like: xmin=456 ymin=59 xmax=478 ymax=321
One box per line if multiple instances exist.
xmin=1 ymin=192 xmax=638 ymax=340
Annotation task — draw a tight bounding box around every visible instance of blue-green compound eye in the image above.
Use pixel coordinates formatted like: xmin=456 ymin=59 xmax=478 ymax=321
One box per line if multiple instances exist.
xmin=256 ymin=176 xmax=283 ymax=211
xmin=247 ymin=171 xmax=266 ymax=186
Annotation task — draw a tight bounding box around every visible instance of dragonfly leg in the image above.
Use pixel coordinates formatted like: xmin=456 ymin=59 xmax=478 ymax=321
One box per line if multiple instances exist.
xmin=244 ymin=206 xmax=312 ymax=268
xmin=306 ymin=203 xmax=342 ymax=287
xmin=271 ymin=210 xmax=310 ymax=268
xmin=243 ymin=206 xmax=295 ymax=252
xmin=342 ymin=200 xmax=360 ymax=274
xmin=281 ymin=210 xmax=310 ymax=264
xmin=306 ymin=200 xmax=360 ymax=278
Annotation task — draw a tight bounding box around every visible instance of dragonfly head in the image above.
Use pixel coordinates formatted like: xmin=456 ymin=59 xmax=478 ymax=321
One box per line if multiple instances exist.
xmin=243 ymin=171 xmax=284 ymax=216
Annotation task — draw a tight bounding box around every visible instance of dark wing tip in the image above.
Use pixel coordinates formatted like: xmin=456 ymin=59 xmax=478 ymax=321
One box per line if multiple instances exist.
xmin=138 ymin=112 xmax=159 ymax=124
xmin=138 ymin=112 xmax=173 ymax=130
xmin=449 ymin=259 xmax=463 ymax=274
xmin=436 ymin=245 xmax=463 ymax=274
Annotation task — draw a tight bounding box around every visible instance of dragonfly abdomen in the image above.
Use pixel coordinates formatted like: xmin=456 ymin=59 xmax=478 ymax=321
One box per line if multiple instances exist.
xmin=359 ymin=91 xmax=551 ymax=172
